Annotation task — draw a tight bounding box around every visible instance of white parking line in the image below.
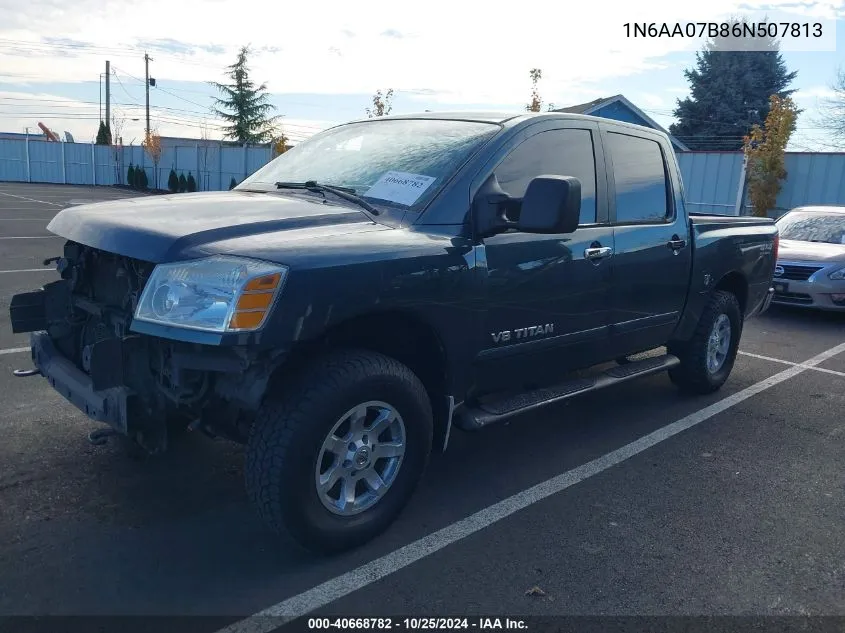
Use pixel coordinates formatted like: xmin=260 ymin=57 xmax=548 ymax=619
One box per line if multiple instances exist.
xmin=0 ymin=191 xmax=64 ymax=207
xmin=739 ymin=351 xmax=845 ymax=378
xmin=0 ymin=347 xmax=30 ymax=356
xmin=216 ymin=341 xmax=845 ymax=633
xmin=0 ymin=268 xmax=56 ymax=274
xmin=0 ymin=236 xmax=62 ymax=240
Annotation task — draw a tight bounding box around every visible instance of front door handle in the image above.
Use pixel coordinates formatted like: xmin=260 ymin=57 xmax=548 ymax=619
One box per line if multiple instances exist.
xmin=667 ymin=236 xmax=687 ymax=252
xmin=584 ymin=246 xmax=613 ymax=260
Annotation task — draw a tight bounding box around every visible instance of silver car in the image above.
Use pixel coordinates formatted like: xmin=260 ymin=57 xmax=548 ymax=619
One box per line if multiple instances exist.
xmin=772 ymin=205 xmax=845 ymax=311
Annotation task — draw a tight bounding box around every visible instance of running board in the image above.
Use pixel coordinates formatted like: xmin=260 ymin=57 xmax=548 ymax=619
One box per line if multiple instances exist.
xmin=455 ymin=353 xmax=680 ymax=431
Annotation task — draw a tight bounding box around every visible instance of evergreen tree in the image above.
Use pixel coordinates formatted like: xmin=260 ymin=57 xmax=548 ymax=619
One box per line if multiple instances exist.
xmin=168 ymin=169 xmax=179 ymax=193
xmin=670 ymin=20 xmax=798 ymax=151
xmin=229 ymin=177 xmax=238 ymax=190
xmin=178 ymin=173 xmax=187 ymax=192
xmin=139 ymin=168 xmax=148 ymax=190
xmin=186 ymin=172 xmax=197 ymax=192
xmin=127 ymin=164 xmax=136 ymax=188
xmin=95 ymin=121 xmax=112 ymax=145
xmin=210 ymin=46 xmax=279 ymax=144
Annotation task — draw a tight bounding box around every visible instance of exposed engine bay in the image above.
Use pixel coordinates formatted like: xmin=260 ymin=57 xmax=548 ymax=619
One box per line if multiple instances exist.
xmin=13 ymin=241 xmax=280 ymax=453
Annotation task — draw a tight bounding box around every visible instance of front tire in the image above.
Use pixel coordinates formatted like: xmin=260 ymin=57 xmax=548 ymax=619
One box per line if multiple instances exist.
xmin=245 ymin=349 xmax=433 ymax=554
xmin=669 ymin=290 xmax=742 ymax=394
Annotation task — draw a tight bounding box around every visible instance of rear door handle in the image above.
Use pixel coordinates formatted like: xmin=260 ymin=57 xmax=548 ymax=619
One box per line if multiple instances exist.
xmin=584 ymin=246 xmax=613 ymax=260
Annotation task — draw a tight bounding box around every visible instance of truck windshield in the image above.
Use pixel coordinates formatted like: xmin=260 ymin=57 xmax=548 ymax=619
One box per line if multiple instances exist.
xmin=237 ymin=118 xmax=499 ymax=211
xmin=777 ymin=211 xmax=845 ymax=244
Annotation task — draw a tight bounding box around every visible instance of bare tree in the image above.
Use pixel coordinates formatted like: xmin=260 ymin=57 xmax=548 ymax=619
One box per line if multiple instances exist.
xmin=817 ymin=68 xmax=845 ymax=148
xmin=366 ymin=89 xmax=394 ymax=117
xmin=526 ymin=69 xmax=543 ymax=112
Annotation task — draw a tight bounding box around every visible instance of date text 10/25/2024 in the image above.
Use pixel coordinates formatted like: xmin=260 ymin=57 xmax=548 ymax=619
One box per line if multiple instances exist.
xmin=307 ymin=618 xmax=528 ymax=630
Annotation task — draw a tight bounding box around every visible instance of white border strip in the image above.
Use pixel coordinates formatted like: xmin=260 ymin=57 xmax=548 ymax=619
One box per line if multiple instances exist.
xmin=0 ymin=346 xmax=30 ymax=356
xmin=0 ymin=191 xmax=63 ymax=207
xmin=216 ymin=342 xmax=845 ymax=633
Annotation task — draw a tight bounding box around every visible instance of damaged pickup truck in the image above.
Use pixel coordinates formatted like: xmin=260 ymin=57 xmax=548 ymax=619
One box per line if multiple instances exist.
xmin=10 ymin=112 xmax=778 ymax=553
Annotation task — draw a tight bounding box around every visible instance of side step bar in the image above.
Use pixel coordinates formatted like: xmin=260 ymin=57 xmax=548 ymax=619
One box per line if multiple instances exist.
xmin=454 ymin=353 xmax=680 ymax=431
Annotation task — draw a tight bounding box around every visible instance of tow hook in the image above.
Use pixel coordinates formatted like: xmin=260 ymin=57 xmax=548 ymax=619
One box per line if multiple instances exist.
xmin=12 ymin=368 xmax=40 ymax=378
xmin=88 ymin=428 xmax=118 ymax=445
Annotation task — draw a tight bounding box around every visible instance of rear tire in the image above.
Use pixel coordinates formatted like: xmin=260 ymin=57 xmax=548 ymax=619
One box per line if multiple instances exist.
xmin=669 ymin=290 xmax=742 ymax=394
xmin=245 ymin=349 xmax=433 ymax=554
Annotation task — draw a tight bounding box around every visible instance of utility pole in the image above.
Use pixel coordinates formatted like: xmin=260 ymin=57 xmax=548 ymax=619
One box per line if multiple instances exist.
xmin=144 ymin=53 xmax=153 ymax=138
xmin=105 ymin=60 xmax=111 ymax=137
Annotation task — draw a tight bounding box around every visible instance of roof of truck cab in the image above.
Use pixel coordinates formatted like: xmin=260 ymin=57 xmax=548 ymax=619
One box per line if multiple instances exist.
xmin=348 ymin=111 xmax=672 ymax=137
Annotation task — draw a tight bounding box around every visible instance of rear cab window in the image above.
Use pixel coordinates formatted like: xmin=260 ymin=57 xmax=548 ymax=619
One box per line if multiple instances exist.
xmin=605 ymin=131 xmax=673 ymax=225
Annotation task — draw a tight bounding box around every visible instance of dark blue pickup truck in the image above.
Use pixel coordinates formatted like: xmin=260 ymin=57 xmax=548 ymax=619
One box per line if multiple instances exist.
xmin=10 ymin=111 xmax=777 ymax=553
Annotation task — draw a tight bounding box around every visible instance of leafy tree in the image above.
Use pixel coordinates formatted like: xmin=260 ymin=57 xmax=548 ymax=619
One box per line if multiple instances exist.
xmin=95 ymin=121 xmax=112 ymax=145
xmin=366 ymin=89 xmax=394 ymax=118
xmin=272 ymin=131 xmax=290 ymax=156
xmin=211 ymin=46 xmax=280 ymax=144
xmin=526 ymin=69 xmax=543 ymax=112
xmin=168 ymin=169 xmax=179 ymax=193
xmin=742 ymin=95 xmax=798 ymax=217
xmin=178 ymin=173 xmax=187 ymax=192
xmin=186 ymin=172 xmax=197 ymax=192
xmin=127 ymin=164 xmax=136 ymax=188
xmin=818 ymin=68 xmax=845 ymax=148
xmin=670 ymin=19 xmax=798 ymax=151
xmin=142 ymin=131 xmax=163 ymax=190
xmin=229 ymin=177 xmax=238 ymax=190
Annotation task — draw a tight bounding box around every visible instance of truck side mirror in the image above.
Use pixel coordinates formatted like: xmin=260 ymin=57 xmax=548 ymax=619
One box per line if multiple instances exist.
xmin=517 ymin=175 xmax=581 ymax=235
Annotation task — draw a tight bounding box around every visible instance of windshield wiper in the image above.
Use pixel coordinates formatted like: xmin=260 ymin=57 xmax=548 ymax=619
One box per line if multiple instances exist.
xmin=275 ymin=180 xmax=380 ymax=216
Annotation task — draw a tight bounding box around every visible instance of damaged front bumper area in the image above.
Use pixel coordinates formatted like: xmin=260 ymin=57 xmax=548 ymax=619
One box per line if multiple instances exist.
xmin=10 ymin=282 xmax=284 ymax=454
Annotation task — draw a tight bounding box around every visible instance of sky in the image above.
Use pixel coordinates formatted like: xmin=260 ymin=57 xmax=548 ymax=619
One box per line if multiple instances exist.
xmin=0 ymin=0 xmax=843 ymax=151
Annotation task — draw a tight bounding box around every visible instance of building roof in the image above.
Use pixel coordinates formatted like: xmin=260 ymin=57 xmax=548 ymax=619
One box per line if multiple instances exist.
xmin=552 ymin=94 xmax=690 ymax=151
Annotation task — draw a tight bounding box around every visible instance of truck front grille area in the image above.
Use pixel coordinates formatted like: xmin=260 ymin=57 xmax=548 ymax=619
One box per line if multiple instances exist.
xmin=772 ymin=291 xmax=813 ymax=305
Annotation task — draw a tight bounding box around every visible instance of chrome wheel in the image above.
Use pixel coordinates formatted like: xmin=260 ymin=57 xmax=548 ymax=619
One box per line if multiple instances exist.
xmin=706 ymin=313 xmax=732 ymax=374
xmin=315 ymin=401 xmax=406 ymax=516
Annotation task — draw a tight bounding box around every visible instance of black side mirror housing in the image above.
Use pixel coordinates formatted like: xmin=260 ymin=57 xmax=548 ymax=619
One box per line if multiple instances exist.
xmin=517 ymin=175 xmax=581 ymax=235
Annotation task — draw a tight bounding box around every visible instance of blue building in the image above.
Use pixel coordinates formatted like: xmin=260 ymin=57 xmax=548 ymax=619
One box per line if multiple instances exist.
xmin=553 ymin=94 xmax=690 ymax=152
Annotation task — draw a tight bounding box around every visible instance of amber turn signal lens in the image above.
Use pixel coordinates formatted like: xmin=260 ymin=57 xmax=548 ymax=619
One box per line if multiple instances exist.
xmin=244 ymin=273 xmax=281 ymax=291
xmin=229 ymin=311 xmax=265 ymax=329
xmin=236 ymin=292 xmax=273 ymax=310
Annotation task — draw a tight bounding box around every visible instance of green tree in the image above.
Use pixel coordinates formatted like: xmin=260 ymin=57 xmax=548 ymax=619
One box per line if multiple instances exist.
xmin=526 ymin=69 xmax=543 ymax=112
xmin=670 ymin=19 xmax=798 ymax=151
xmin=127 ymin=164 xmax=136 ymax=188
xmin=187 ymin=172 xmax=197 ymax=192
xmin=743 ymin=95 xmax=798 ymax=217
xmin=168 ymin=169 xmax=179 ymax=193
xmin=366 ymin=89 xmax=393 ymax=118
xmin=138 ymin=167 xmax=148 ymax=190
xmin=229 ymin=177 xmax=238 ymax=190
xmin=178 ymin=173 xmax=187 ymax=192
xmin=96 ymin=121 xmax=112 ymax=145
xmin=210 ymin=46 xmax=280 ymax=144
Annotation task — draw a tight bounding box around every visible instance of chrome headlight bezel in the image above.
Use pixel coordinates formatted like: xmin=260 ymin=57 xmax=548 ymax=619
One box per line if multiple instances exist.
xmin=133 ymin=255 xmax=289 ymax=333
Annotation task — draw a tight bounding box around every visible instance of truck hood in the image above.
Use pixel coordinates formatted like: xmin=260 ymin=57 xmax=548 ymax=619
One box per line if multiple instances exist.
xmin=46 ymin=190 xmax=387 ymax=263
xmin=779 ymin=238 xmax=845 ymax=263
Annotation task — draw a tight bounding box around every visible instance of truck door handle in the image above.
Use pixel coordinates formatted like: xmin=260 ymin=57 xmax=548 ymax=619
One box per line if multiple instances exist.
xmin=667 ymin=236 xmax=687 ymax=252
xmin=584 ymin=246 xmax=613 ymax=260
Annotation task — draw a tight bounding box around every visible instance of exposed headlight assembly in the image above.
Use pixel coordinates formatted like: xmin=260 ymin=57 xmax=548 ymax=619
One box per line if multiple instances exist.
xmin=829 ymin=267 xmax=845 ymax=281
xmin=134 ymin=255 xmax=288 ymax=332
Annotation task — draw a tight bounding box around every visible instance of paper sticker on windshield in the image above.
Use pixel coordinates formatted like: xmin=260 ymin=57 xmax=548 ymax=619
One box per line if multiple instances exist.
xmin=364 ymin=171 xmax=436 ymax=206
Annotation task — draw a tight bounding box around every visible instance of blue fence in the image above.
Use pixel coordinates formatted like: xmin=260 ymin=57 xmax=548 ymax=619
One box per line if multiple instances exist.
xmin=0 ymin=137 xmax=274 ymax=191
xmin=677 ymin=151 xmax=845 ymax=216
xmin=3 ymin=139 xmax=845 ymax=216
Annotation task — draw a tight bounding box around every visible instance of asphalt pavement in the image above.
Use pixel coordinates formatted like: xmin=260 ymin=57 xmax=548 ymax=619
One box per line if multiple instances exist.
xmin=0 ymin=182 xmax=843 ymax=632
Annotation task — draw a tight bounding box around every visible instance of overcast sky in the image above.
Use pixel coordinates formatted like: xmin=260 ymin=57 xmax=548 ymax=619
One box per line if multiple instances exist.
xmin=0 ymin=0 xmax=843 ymax=150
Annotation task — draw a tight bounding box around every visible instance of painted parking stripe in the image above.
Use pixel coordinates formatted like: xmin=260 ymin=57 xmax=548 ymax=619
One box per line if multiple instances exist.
xmin=739 ymin=350 xmax=845 ymax=378
xmin=0 ymin=347 xmax=30 ymax=356
xmin=0 ymin=268 xmax=56 ymax=274
xmin=0 ymin=191 xmax=63 ymax=207
xmin=0 ymin=236 xmax=63 ymax=240
xmin=216 ymin=341 xmax=845 ymax=633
